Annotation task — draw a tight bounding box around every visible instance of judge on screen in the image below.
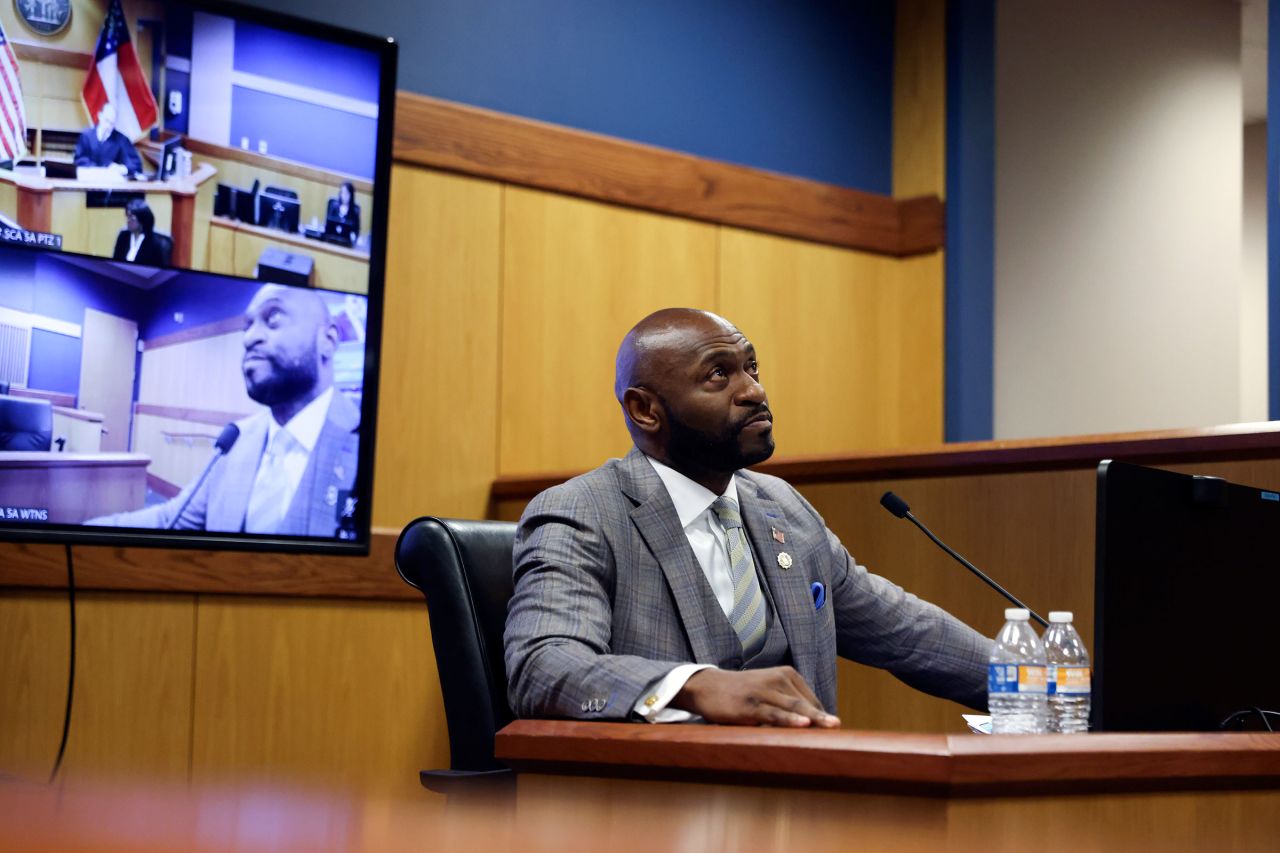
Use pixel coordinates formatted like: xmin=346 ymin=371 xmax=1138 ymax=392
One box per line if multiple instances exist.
xmin=73 ymin=102 xmax=143 ymax=175
xmin=88 ymin=284 xmax=360 ymax=536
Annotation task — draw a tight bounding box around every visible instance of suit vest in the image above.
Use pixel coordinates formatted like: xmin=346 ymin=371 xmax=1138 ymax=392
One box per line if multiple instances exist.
xmin=695 ymin=531 xmax=792 ymax=671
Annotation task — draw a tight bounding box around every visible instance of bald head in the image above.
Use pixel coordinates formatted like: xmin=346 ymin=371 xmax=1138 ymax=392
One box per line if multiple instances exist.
xmin=248 ymin=283 xmax=332 ymax=331
xmin=242 ymin=284 xmax=339 ymax=424
xmin=614 ymin=308 xmax=774 ymax=491
xmin=614 ymin=308 xmax=739 ymax=402
xmin=97 ymin=102 xmax=117 ymax=134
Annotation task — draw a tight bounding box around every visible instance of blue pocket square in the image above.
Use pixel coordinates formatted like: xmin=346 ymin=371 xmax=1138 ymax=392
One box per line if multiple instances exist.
xmin=811 ymin=581 xmax=826 ymax=610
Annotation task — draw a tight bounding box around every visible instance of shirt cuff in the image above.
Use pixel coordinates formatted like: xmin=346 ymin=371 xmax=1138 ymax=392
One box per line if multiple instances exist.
xmin=632 ymin=663 xmax=716 ymax=723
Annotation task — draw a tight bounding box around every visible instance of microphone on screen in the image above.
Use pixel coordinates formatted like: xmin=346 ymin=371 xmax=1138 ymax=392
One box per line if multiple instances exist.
xmin=879 ymin=491 xmax=1048 ymax=628
xmin=167 ymin=423 xmax=240 ymax=530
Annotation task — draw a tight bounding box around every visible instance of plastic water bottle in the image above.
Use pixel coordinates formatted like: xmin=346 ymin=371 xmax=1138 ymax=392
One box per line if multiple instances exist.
xmin=1043 ymin=611 xmax=1091 ymax=733
xmin=988 ymin=608 xmax=1049 ymax=734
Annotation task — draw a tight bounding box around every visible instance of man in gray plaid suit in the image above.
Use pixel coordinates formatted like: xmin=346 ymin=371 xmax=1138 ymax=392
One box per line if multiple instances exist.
xmin=505 ymin=308 xmax=992 ymax=726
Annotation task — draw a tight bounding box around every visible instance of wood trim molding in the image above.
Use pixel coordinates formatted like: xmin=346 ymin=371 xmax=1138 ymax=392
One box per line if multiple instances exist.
xmin=12 ymin=41 xmax=90 ymax=70
xmin=133 ymin=403 xmax=252 ymax=427
xmin=496 ymin=720 xmax=1280 ymax=796
xmin=392 ymin=91 xmax=943 ymax=256
xmin=0 ymin=527 xmax=414 ymax=600
xmin=12 ymin=387 xmax=77 ymax=408
xmin=182 ymin=137 xmax=374 ymax=194
xmin=491 ymin=422 xmax=1280 ymax=501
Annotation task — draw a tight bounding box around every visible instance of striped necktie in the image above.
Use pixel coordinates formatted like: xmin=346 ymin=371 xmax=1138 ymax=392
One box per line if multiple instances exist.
xmin=245 ymin=428 xmax=295 ymax=533
xmin=711 ymin=495 xmax=768 ymax=659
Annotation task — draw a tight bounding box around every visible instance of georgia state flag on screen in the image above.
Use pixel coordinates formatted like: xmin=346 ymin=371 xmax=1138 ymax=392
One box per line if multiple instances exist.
xmin=82 ymin=0 xmax=158 ymax=141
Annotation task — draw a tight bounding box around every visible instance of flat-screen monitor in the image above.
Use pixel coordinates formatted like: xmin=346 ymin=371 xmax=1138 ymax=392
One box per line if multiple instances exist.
xmin=1094 ymin=460 xmax=1280 ymax=731
xmin=0 ymin=0 xmax=396 ymax=555
xmin=155 ymin=135 xmax=182 ymax=181
xmin=257 ymin=188 xmax=301 ymax=234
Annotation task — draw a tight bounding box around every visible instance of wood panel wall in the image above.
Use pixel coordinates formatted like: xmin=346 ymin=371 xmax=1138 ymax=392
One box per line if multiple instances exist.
xmin=1 ymin=1 xmax=951 ymax=794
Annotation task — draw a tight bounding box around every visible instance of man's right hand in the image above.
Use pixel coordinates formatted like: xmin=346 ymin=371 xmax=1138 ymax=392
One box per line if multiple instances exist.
xmin=670 ymin=666 xmax=841 ymax=728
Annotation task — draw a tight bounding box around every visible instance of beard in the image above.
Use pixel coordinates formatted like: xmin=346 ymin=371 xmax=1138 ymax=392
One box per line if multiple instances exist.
xmin=664 ymin=404 xmax=776 ymax=474
xmin=244 ymin=343 xmax=319 ymax=407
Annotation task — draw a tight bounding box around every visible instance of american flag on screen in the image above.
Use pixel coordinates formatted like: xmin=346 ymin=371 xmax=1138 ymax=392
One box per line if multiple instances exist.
xmin=0 ymin=21 xmax=28 ymax=163
xmin=82 ymin=0 xmax=158 ymax=141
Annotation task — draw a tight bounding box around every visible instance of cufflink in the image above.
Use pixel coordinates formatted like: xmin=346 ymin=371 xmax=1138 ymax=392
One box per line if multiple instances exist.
xmin=644 ymin=695 xmax=658 ymax=707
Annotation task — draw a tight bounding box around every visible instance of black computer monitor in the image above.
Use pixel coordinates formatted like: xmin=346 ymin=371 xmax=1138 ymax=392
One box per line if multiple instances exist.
xmin=0 ymin=0 xmax=396 ymax=557
xmin=235 ymin=181 xmax=260 ymax=225
xmin=156 ymin=135 xmax=182 ymax=180
xmin=257 ymin=188 xmax=301 ymax=233
xmin=1094 ymin=460 xmax=1280 ymax=731
xmin=213 ymin=182 xmax=260 ymax=225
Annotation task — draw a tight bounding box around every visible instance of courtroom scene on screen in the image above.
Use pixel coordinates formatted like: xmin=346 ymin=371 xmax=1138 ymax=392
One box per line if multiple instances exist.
xmin=0 ymin=243 xmax=367 ymax=540
xmin=0 ymin=0 xmax=379 ymax=295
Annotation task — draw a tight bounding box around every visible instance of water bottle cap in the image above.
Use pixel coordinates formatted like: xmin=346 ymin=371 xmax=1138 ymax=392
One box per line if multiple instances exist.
xmin=1049 ymin=611 xmax=1074 ymax=623
xmin=1004 ymin=608 xmax=1030 ymax=620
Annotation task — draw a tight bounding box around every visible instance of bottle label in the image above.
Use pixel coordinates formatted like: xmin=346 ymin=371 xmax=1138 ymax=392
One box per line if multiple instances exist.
xmin=988 ymin=663 xmax=1048 ymax=694
xmin=1049 ymin=665 xmax=1091 ymax=695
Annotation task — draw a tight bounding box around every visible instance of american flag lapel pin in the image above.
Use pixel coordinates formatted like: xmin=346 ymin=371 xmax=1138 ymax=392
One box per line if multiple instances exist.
xmin=772 ymin=527 xmax=785 ymax=545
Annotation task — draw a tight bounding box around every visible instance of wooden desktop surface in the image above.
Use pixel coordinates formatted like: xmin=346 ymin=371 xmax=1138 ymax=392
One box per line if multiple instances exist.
xmin=496 ymin=719 xmax=1280 ymax=796
xmin=0 ymin=163 xmax=218 ymax=195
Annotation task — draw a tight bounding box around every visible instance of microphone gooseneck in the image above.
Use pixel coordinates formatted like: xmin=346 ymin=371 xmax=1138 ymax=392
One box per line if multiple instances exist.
xmin=879 ymin=491 xmax=1048 ymax=628
xmin=167 ymin=424 xmax=240 ymax=530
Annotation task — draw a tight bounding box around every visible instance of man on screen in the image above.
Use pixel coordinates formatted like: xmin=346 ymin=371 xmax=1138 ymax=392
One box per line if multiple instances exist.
xmin=504 ymin=308 xmax=992 ymax=726
xmin=89 ymin=284 xmax=360 ymax=536
xmin=73 ymin=102 xmax=143 ymax=175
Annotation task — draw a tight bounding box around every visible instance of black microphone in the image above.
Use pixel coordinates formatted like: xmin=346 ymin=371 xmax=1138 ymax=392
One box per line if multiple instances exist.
xmin=879 ymin=491 xmax=1048 ymax=628
xmin=168 ymin=424 xmax=240 ymax=530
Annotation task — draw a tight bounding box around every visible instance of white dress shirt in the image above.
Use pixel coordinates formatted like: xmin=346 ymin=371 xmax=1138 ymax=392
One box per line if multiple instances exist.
xmin=126 ymin=232 xmax=144 ymax=261
xmin=244 ymin=387 xmax=333 ymax=532
xmin=632 ymin=456 xmax=754 ymax=722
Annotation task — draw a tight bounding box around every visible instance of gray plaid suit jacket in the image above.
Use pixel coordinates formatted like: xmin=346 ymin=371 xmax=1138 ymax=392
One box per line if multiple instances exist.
xmin=505 ymin=446 xmax=992 ymax=720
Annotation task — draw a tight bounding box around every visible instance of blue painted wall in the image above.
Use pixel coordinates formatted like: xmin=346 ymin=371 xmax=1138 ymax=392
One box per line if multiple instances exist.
xmin=28 ymin=331 xmax=81 ymax=395
xmin=228 ymin=88 xmax=378 ymax=179
xmin=141 ymin=271 xmax=263 ymax=340
xmin=233 ymin=21 xmax=381 ymax=102
xmin=161 ymin=4 xmax=382 ymax=179
xmin=232 ymin=0 xmax=896 ymax=193
xmin=944 ymin=0 xmax=994 ymax=442
xmin=0 ymin=248 xmax=152 ymax=397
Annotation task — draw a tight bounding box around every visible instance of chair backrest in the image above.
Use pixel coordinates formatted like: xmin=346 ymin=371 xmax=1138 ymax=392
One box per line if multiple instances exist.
xmin=0 ymin=395 xmax=52 ymax=450
xmin=395 ymin=516 xmax=518 ymax=772
xmin=153 ymin=232 xmax=173 ymax=267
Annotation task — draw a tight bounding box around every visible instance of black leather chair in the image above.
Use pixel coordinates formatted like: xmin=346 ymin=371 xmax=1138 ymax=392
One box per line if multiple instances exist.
xmin=152 ymin=232 xmax=173 ymax=267
xmin=0 ymin=395 xmax=53 ymax=450
xmin=395 ymin=516 xmax=518 ymax=785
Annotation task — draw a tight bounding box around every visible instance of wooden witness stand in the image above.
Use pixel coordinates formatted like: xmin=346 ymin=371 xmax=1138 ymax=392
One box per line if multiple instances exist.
xmin=492 ymin=721 xmax=1280 ymax=851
